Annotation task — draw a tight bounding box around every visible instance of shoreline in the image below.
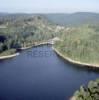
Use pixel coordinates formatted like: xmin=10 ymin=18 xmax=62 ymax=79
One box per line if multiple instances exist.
xmin=33 ymin=42 xmax=52 ymax=47
xmin=70 ymin=96 xmax=76 ymax=100
xmin=19 ymin=46 xmax=33 ymax=50
xmin=52 ymin=47 xmax=99 ymax=68
xmin=0 ymin=53 xmax=20 ymax=60
xmin=0 ymin=41 xmax=52 ymax=60
xmin=19 ymin=42 xmax=53 ymax=50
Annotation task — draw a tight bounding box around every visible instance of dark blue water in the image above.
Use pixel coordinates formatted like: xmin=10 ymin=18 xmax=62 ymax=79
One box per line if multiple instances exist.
xmin=0 ymin=45 xmax=99 ymax=100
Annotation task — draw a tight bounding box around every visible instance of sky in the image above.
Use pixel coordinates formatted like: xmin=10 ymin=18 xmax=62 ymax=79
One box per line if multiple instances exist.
xmin=0 ymin=0 xmax=99 ymax=13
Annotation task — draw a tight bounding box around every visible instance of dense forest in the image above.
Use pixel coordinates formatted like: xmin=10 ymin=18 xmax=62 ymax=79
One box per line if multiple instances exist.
xmin=73 ymin=79 xmax=99 ymax=100
xmin=54 ymin=24 xmax=99 ymax=65
xmin=0 ymin=13 xmax=99 ymax=61
xmin=0 ymin=14 xmax=63 ymax=56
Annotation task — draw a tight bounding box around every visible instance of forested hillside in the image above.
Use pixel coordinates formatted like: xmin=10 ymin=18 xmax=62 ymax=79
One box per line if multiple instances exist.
xmin=45 ymin=12 xmax=99 ymax=26
xmin=0 ymin=14 xmax=63 ymax=56
xmin=0 ymin=12 xmax=99 ymax=60
xmin=54 ymin=24 xmax=99 ymax=65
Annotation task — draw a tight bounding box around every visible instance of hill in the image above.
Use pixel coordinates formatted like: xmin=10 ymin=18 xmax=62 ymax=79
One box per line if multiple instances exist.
xmin=1 ymin=12 xmax=99 ymax=26
xmin=54 ymin=24 xmax=99 ymax=65
xmin=44 ymin=12 xmax=99 ymax=26
xmin=0 ymin=14 xmax=61 ymax=56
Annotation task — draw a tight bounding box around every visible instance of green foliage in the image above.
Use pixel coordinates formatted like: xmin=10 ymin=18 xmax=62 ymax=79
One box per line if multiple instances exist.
xmin=54 ymin=25 xmax=99 ymax=64
xmin=1 ymin=14 xmax=99 ymax=61
xmin=74 ymin=79 xmax=99 ymax=100
xmin=0 ymin=49 xmax=16 ymax=56
xmin=0 ymin=15 xmax=60 ymax=55
xmin=0 ymin=43 xmax=3 ymax=52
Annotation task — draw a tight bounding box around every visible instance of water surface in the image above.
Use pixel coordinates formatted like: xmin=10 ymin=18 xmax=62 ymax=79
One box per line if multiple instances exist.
xmin=0 ymin=45 xmax=99 ymax=100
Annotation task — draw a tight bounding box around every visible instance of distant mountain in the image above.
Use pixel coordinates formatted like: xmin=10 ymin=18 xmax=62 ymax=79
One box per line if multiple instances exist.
xmin=0 ymin=12 xmax=99 ymax=26
xmin=44 ymin=12 xmax=99 ymax=26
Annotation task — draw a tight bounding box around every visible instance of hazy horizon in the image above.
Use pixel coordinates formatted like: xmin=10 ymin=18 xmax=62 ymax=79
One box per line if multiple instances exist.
xmin=0 ymin=0 xmax=99 ymax=13
xmin=0 ymin=11 xmax=99 ymax=14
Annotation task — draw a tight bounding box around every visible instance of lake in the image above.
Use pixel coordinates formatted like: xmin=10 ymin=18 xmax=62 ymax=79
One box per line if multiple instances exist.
xmin=0 ymin=45 xmax=99 ymax=100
